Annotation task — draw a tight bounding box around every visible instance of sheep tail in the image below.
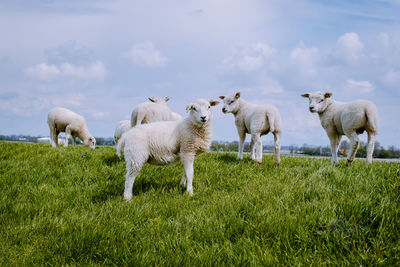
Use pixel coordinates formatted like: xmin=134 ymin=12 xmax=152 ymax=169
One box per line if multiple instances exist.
xmin=116 ymin=134 xmax=125 ymax=159
xmin=267 ymin=113 xmax=275 ymax=133
xmin=365 ymin=106 xmax=378 ymax=133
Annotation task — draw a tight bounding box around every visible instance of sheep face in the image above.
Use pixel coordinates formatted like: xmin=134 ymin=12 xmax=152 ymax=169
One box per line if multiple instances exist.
xmin=301 ymin=91 xmax=332 ymax=114
xmin=219 ymin=92 xmax=241 ymax=114
xmin=187 ymin=99 xmax=219 ymax=125
xmin=84 ymin=136 xmax=96 ymax=149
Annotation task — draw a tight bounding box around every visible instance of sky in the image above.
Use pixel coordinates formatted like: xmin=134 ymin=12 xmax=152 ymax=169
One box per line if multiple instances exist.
xmin=1 ymin=0 xmax=400 ymax=148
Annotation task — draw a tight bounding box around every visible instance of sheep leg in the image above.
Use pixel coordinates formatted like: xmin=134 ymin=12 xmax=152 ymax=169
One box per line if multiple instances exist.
xmin=273 ymin=131 xmax=281 ymax=165
xmin=346 ymin=132 xmax=360 ymax=165
xmin=54 ymin=130 xmax=60 ymax=146
xmin=124 ymin=161 xmax=142 ymax=201
xmin=50 ymin=126 xmax=57 ymax=147
xmin=328 ymin=134 xmax=340 ymax=164
xmin=237 ymin=131 xmax=245 ymax=160
xmin=252 ymin=133 xmax=262 ymax=163
xmin=72 ymin=135 xmax=76 ymax=146
xmin=249 ymin=137 xmax=255 ymax=160
xmin=180 ymin=172 xmax=187 ymax=186
xmin=366 ymin=132 xmax=376 ymax=164
xmin=65 ymin=126 xmax=72 ymax=147
xmin=182 ymin=154 xmax=195 ymax=195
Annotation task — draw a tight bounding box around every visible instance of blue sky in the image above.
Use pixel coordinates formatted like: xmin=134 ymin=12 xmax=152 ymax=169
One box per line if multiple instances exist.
xmin=1 ymin=0 xmax=400 ymax=147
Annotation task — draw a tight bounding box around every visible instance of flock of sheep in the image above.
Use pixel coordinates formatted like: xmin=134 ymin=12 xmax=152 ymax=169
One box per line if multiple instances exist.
xmin=47 ymin=91 xmax=378 ymax=200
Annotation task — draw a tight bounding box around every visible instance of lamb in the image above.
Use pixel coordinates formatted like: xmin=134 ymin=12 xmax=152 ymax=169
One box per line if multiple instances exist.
xmin=114 ymin=120 xmax=131 ymax=145
xmin=117 ymin=98 xmax=219 ymax=200
xmin=47 ymin=107 xmax=96 ymax=149
xmin=301 ymin=91 xmax=378 ymax=165
xmin=219 ymin=92 xmax=282 ymax=165
xmin=130 ymin=97 xmax=182 ymax=127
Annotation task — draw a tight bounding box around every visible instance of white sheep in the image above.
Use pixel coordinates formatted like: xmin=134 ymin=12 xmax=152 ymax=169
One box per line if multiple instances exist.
xmin=113 ymin=120 xmax=131 ymax=145
xmin=219 ymin=92 xmax=282 ymax=165
xmin=130 ymin=97 xmax=182 ymax=127
xmin=47 ymin=107 xmax=96 ymax=149
xmin=301 ymin=91 xmax=378 ymax=165
xmin=117 ymin=98 xmax=219 ymax=200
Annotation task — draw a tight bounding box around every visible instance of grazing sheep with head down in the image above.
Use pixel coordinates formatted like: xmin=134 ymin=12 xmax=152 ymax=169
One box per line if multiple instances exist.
xmin=130 ymin=97 xmax=182 ymax=127
xmin=117 ymin=98 xmax=219 ymax=200
xmin=47 ymin=107 xmax=96 ymax=149
xmin=301 ymin=91 xmax=378 ymax=165
xmin=219 ymin=92 xmax=282 ymax=165
xmin=114 ymin=120 xmax=131 ymax=145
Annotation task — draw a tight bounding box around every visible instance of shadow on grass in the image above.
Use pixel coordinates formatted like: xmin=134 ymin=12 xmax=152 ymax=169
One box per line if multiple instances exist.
xmin=132 ymin=179 xmax=184 ymax=195
xmin=102 ymin=154 xmax=121 ymax=166
xmin=216 ymin=153 xmax=240 ymax=163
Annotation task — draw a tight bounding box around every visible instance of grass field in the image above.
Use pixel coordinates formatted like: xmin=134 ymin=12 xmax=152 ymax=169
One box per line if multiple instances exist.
xmin=0 ymin=142 xmax=399 ymax=265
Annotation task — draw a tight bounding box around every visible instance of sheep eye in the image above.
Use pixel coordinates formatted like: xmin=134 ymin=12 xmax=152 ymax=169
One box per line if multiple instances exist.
xmin=229 ymin=101 xmax=234 ymax=105
xmin=192 ymin=107 xmax=197 ymax=111
xmin=319 ymin=99 xmax=324 ymax=103
xmin=208 ymin=106 xmax=210 ymax=109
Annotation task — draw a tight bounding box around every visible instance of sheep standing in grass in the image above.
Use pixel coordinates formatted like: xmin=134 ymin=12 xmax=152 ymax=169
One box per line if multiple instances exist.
xmin=114 ymin=120 xmax=131 ymax=145
xmin=219 ymin=92 xmax=282 ymax=165
xmin=47 ymin=107 xmax=96 ymax=149
xmin=117 ymin=98 xmax=219 ymax=200
xmin=301 ymin=91 xmax=378 ymax=165
xmin=130 ymin=97 xmax=182 ymax=127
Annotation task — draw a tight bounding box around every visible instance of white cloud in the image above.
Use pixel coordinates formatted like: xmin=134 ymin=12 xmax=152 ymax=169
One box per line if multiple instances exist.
xmin=25 ymin=61 xmax=106 ymax=81
xmin=289 ymin=42 xmax=319 ymax=77
xmin=0 ymin=93 xmax=84 ymax=117
xmin=218 ymin=43 xmax=277 ymax=72
xmin=85 ymin=109 xmax=109 ymax=119
xmin=382 ymin=69 xmax=400 ymax=87
xmin=126 ymin=41 xmax=168 ymax=68
xmin=330 ymin=32 xmax=364 ymax=64
xmin=346 ymin=79 xmax=374 ymax=93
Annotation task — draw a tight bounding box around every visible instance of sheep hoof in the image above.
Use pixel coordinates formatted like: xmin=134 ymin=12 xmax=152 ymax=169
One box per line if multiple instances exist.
xmin=255 ymin=159 xmax=262 ymax=164
xmin=346 ymin=159 xmax=353 ymax=166
xmin=124 ymin=194 xmax=132 ymax=201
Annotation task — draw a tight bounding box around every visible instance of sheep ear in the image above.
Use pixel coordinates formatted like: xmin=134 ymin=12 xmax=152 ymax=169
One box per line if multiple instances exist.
xmin=235 ymin=92 xmax=241 ymax=99
xmin=148 ymin=97 xmax=155 ymax=102
xmin=210 ymin=100 xmax=220 ymax=106
xmin=165 ymin=97 xmax=170 ymax=102
xmin=219 ymin=96 xmax=225 ymax=100
xmin=324 ymin=92 xmax=332 ymax=98
xmin=301 ymin=93 xmax=310 ymax=98
xmin=185 ymin=105 xmax=193 ymax=111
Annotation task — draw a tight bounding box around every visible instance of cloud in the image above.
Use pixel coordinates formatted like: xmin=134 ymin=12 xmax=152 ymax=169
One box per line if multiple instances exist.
xmin=346 ymin=79 xmax=374 ymax=93
xmin=330 ymin=32 xmax=364 ymax=64
xmin=289 ymin=42 xmax=319 ymax=77
xmin=25 ymin=61 xmax=106 ymax=82
xmin=125 ymin=42 xmax=168 ymax=68
xmin=382 ymin=69 xmax=400 ymax=87
xmin=0 ymin=93 xmax=84 ymax=117
xmin=218 ymin=43 xmax=277 ymax=72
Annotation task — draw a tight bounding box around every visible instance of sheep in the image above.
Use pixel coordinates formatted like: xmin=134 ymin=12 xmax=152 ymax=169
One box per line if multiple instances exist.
xmin=130 ymin=97 xmax=182 ymax=127
xmin=219 ymin=92 xmax=282 ymax=165
xmin=117 ymin=98 xmax=219 ymax=200
xmin=301 ymin=91 xmax=378 ymax=165
xmin=114 ymin=120 xmax=131 ymax=145
xmin=47 ymin=107 xmax=96 ymax=149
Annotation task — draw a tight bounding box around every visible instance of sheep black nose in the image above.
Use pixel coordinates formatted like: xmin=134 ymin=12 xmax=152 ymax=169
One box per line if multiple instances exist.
xmin=200 ymin=116 xmax=206 ymax=121
xmin=222 ymin=108 xmax=227 ymax=113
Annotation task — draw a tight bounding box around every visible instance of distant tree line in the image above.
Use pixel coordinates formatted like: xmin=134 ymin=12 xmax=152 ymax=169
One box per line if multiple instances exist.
xmin=0 ymin=135 xmax=114 ymax=146
xmin=1 ymin=135 xmax=399 ymax=159
xmin=210 ymin=140 xmax=400 ymax=159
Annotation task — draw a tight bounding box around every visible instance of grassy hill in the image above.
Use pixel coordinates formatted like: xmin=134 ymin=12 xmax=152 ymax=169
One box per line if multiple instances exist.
xmin=0 ymin=142 xmax=399 ymax=265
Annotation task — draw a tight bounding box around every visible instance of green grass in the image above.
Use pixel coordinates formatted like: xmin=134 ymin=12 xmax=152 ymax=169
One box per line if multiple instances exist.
xmin=0 ymin=142 xmax=399 ymax=265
